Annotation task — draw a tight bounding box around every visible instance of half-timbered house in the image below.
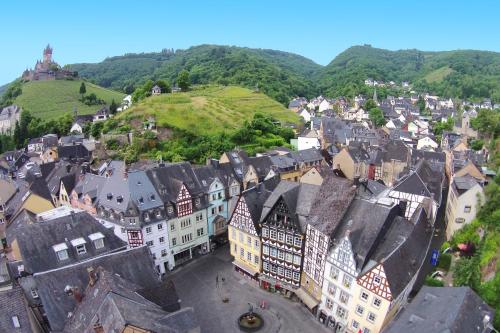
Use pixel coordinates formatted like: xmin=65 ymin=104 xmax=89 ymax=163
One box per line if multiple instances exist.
xmin=95 ymin=162 xmax=171 ymax=273
xmin=193 ymin=165 xmax=229 ymax=243
xmin=318 ymin=197 xmax=401 ymax=331
xmin=299 ymin=176 xmax=356 ymax=313
xmin=388 ymin=159 xmax=444 ymax=223
xmin=259 ymin=181 xmax=321 ymax=294
xmin=228 ymin=180 xmax=277 ymax=280
xmin=146 ymin=162 xmax=210 ymax=269
xmin=349 ymin=206 xmax=432 ymax=333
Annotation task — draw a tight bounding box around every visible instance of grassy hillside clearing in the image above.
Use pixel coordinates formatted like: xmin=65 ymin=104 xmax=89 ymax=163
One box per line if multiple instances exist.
xmin=117 ymin=85 xmax=300 ymax=135
xmin=424 ymin=66 xmax=454 ymax=83
xmin=14 ymin=79 xmax=124 ymax=119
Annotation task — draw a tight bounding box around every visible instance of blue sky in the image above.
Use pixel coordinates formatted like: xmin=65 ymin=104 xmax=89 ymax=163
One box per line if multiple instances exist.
xmin=1 ymin=0 xmax=498 ymax=85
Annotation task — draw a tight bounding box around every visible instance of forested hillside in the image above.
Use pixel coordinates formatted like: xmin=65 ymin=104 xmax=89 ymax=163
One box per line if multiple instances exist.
xmin=71 ymin=45 xmax=321 ymax=104
xmin=317 ymin=45 xmax=500 ymax=101
xmin=69 ymin=44 xmax=500 ymax=104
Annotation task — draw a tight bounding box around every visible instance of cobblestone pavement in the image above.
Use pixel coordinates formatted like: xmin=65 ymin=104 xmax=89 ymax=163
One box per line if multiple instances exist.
xmin=168 ymin=246 xmax=331 ymax=333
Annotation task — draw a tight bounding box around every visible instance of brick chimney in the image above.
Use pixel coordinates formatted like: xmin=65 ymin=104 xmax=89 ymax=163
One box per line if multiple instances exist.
xmin=93 ymin=323 xmax=104 ymax=333
xmin=73 ymin=287 xmax=83 ymax=303
xmin=87 ymin=267 xmax=98 ymax=287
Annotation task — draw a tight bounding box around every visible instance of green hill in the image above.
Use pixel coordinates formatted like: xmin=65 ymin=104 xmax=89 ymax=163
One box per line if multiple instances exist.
xmin=71 ymin=45 xmax=321 ymax=104
xmin=116 ymin=85 xmax=299 ymax=135
xmin=71 ymin=44 xmax=500 ymax=103
xmin=316 ymin=45 xmax=500 ymax=101
xmin=13 ymin=79 xmax=124 ymax=119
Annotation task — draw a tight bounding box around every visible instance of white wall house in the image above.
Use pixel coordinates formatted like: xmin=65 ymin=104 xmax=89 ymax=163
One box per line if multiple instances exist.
xmin=445 ymin=176 xmax=484 ymax=239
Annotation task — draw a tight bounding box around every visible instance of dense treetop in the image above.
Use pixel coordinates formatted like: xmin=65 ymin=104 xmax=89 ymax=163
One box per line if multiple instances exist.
xmin=69 ymin=44 xmax=500 ymax=104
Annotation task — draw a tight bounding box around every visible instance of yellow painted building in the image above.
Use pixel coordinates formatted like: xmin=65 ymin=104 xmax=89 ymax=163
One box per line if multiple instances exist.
xmin=228 ymin=185 xmax=273 ymax=279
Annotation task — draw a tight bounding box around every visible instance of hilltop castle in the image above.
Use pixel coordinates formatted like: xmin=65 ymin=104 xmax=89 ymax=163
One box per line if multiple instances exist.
xmin=22 ymin=44 xmax=77 ymax=81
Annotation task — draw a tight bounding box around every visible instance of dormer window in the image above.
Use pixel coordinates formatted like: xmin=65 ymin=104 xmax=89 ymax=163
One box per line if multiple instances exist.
xmin=168 ymin=206 xmax=173 ymax=214
xmin=70 ymin=238 xmax=87 ymax=255
xmin=138 ymin=197 xmax=144 ymax=205
xmin=107 ymin=193 xmax=113 ymax=200
xmin=12 ymin=316 xmax=20 ymax=329
xmin=31 ymin=288 xmax=39 ymax=299
xmin=116 ymin=195 xmax=123 ymax=203
xmin=144 ymin=212 xmax=150 ymax=221
xmin=195 ymin=198 xmax=200 ymax=206
xmin=150 ymin=194 xmax=156 ymax=201
xmin=89 ymin=232 xmax=105 ymax=249
xmin=53 ymin=243 xmax=69 ymax=261
xmin=156 ymin=210 xmax=162 ymax=218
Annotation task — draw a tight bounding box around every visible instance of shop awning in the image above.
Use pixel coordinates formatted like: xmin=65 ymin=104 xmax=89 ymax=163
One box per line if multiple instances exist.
xmin=232 ymin=260 xmax=258 ymax=277
xmin=295 ymin=287 xmax=319 ymax=310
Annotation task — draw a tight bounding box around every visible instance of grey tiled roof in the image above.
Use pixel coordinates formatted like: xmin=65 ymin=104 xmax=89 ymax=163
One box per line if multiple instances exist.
xmin=0 ymin=286 xmax=35 ymax=333
xmin=393 ymin=159 xmax=444 ymax=204
xmin=12 ymin=210 xmax=127 ymax=274
xmin=382 ymin=286 xmax=494 ymax=333
xmin=33 ymin=246 xmax=160 ymax=332
xmin=63 ymin=268 xmax=196 ymax=333
xmin=332 ymin=197 xmax=400 ymax=269
xmin=260 ymin=181 xmax=321 ymax=233
xmin=306 ymin=175 xmax=355 ymax=235
xmin=371 ymin=207 xmax=432 ymax=298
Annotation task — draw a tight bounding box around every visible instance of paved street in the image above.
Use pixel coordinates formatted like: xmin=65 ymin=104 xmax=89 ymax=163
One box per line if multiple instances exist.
xmin=168 ymin=246 xmax=331 ymax=333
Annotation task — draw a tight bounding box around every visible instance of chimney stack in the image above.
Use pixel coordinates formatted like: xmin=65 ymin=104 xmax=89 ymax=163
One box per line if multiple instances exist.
xmin=93 ymin=323 xmax=104 ymax=333
xmin=65 ymin=286 xmax=83 ymax=303
xmin=87 ymin=267 xmax=98 ymax=287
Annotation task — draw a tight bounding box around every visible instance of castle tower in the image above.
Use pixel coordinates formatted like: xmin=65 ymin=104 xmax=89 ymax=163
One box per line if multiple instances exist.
xmin=43 ymin=44 xmax=53 ymax=63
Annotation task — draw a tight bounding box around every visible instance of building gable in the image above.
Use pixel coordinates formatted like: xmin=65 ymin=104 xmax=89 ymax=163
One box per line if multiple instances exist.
xmin=357 ymin=263 xmax=393 ymax=301
xmin=176 ymin=183 xmax=192 ymax=217
xmin=331 ymin=236 xmax=357 ymax=276
xmin=229 ymin=196 xmax=257 ymax=236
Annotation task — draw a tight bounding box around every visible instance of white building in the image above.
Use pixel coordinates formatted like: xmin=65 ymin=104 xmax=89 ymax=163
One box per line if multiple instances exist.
xmin=445 ymin=175 xmax=484 ymax=239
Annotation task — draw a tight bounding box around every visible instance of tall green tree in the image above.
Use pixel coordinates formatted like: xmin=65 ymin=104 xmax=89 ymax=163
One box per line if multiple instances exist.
xmin=79 ymin=82 xmax=86 ymax=96
xmin=155 ymin=80 xmax=171 ymax=93
xmin=109 ymin=99 xmax=118 ymax=115
xmin=13 ymin=121 xmax=22 ymax=148
xmin=177 ymin=70 xmax=190 ymax=91
xmin=369 ymin=107 xmax=385 ymax=127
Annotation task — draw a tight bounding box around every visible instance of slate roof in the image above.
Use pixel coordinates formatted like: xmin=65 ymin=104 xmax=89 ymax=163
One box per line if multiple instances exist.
xmin=306 ymin=175 xmax=355 ymax=235
xmin=59 ymin=134 xmax=84 ymax=146
xmin=393 ymin=159 xmax=444 ymax=204
xmin=12 ymin=210 xmax=127 ymax=274
xmin=321 ymin=117 xmax=353 ymax=146
xmin=73 ymin=173 xmax=106 ymax=203
xmin=97 ymin=165 xmax=165 ymax=225
xmin=269 ymin=154 xmax=296 ymax=171
xmin=382 ymin=286 xmax=494 ymax=333
xmin=192 ymin=164 xmax=219 ymax=191
xmin=146 ymin=162 xmax=205 ymax=206
xmin=44 ymin=162 xmax=82 ymax=196
xmin=332 ymin=197 xmax=401 ymax=269
xmin=235 ymin=179 xmax=279 ymax=231
xmin=0 ymin=286 xmax=35 ymax=333
xmin=346 ymin=142 xmax=372 ymax=163
xmin=371 ymin=207 xmax=432 ymax=298
xmin=58 ymin=144 xmax=90 ymax=161
xmin=28 ymin=177 xmax=53 ymax=202
xmin=63 ymin=268 xmax=197 ymax=333
xmin=377 ymin=140 xmax=410 ymax=164
xmin=357 ymin=179 xmax=388 ymax=198
xmin=411 ymin=149 xmax=446 ymax=171
xmin=260 ymin=181 xmax=321 ymax=233
xmin=33 ymin=246 xmax=160 ymax=332
xmin=290 ymin=148 xmax=323 ymax=164
xmin=0 ymin=177 xmax=16 ymax=206
xmin=453 ymin=175 xmax=481 ymax=195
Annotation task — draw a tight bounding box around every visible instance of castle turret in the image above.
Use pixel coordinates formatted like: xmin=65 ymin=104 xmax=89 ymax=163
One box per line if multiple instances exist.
xmin=43 ymin=44 xmax=53 ymax=63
